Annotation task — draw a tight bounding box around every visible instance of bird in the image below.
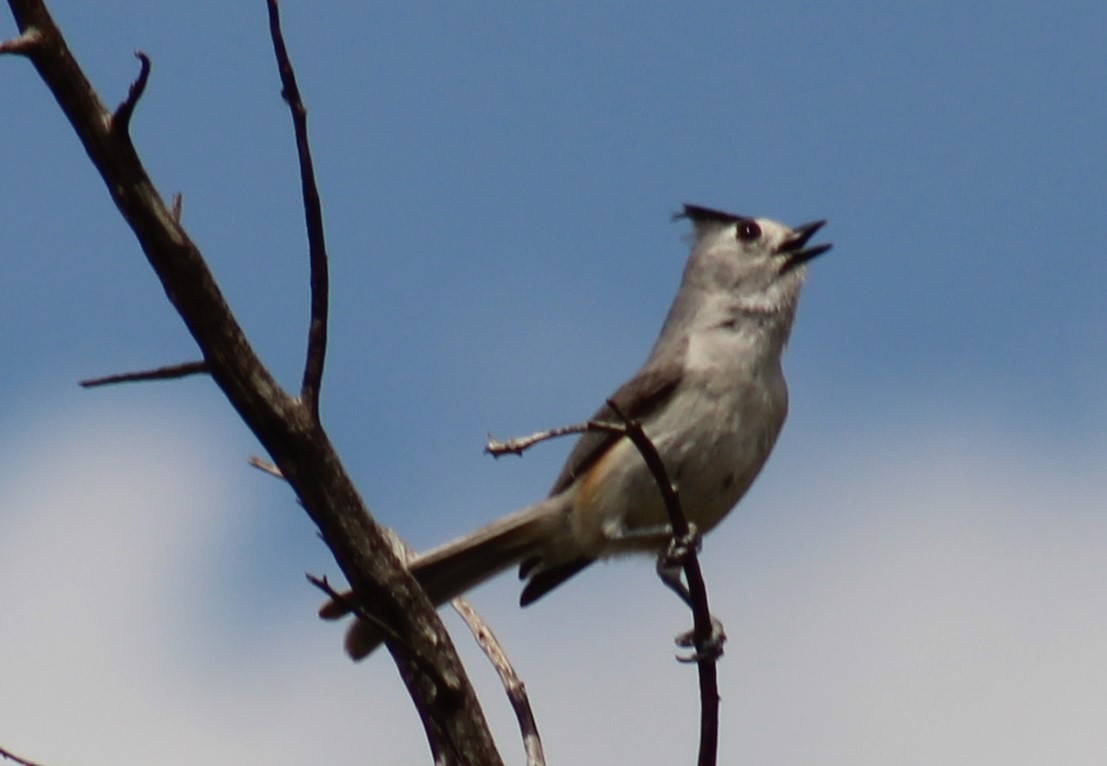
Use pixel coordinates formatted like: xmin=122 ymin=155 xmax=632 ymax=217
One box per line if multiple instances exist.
xmin=322 ymin=203 xmax=831 ymax=659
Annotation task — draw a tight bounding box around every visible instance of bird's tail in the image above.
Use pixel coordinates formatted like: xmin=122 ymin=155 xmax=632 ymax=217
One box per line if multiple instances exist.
xmin=321 ymin=497 xmax=566 ymax=660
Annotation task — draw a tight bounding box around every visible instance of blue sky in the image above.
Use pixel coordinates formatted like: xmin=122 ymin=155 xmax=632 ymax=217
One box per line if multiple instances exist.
xmin=2 ymin=2 xmax=1106 ymax=763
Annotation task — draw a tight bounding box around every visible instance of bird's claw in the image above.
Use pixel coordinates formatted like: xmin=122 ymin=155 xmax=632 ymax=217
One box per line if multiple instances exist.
xmin=674 ymin=615 xmax=726 ymax=663
xmin=660 ymin=523 xmax=702 ymax=568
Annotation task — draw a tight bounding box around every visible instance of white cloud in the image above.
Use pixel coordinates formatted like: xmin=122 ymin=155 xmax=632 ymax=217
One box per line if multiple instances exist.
xmin=0 ymin=404 xmax=422 ymax=765
xmin=1 ymin=403 xmax=1105 ymax=764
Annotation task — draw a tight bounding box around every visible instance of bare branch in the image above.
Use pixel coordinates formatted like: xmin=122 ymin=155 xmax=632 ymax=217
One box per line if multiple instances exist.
xmin=452 ymin=598 xmax=546 ymax=766
xmin=5 ymin=1 xmax=502 ymax=761
xmin=485 ymin=419 xmax=623 ymax=457
xmin=265 ymin=0 xmax=329 ymax=421
xmin=0 ymin=26 xmax=40 ymax=55
xmin=605 ymin=400 xmax=720 ymax=766
xmin=79 ymin=359 xmax=208 ymax=388
xmin=307 ymin=576 xmax=415 ymax=666
xmin=263 ymin=453 xmax=534 ymax=766
xmin=111 ymin=50 xmax=149 ymax=134
xmin=487 ymin=405 xmax=722 ymax=764
xmin=308 ymin=572 xmax=477 ymax=710
xmin=312 ymin=517 xmax=542 ymax=764
xmin=0 ymin=743 xmax=48 ymax=766
xmin=247 ymin=454 xmax=284 ymax=480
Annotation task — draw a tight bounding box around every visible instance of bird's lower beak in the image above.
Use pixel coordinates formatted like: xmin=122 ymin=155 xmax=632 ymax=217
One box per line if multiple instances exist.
xmin=779 ymin=220 xmax=831 ymax=272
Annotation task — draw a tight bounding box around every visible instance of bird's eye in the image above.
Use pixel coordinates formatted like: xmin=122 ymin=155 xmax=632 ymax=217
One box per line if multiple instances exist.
xmin=736 ymin=221 xmax=761 ymax=242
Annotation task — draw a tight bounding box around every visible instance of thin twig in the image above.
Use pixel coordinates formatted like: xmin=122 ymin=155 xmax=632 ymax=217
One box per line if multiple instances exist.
xmin=306 ymin=574 xmax=409 ymax=654
xmin=79 ymin=359 xmax=208 ymax=388
xmin=0 ymin=743 xmax=48 ymax=766
xmin=250 ymin=449 xmax=517 ymax=718
xmin=247 ymin=454 xmax=284 ymax=479
xmin=605 ymin=401 xmax=720 ymax=766
xmin=0 ymin=27 xmax=41 ymax=55
xmin=265 ymin=0 xmax=329 ymax=421
xmin=111 ymin=50 xmax=149 ymax=134
xmin=452 ymin=598 xmax=546 ymax=766
xmin=306 ymin=573 xmax=465 ymax=703
xmin=488 ymin=407 xmax=721 ymax=765
xmin=485 ymin=419 xmax=623 ymax=457
xmin=305 ymin=498 xmax=543 ymax=763
xmin=5 ymin=1 xmax=503 ymax=759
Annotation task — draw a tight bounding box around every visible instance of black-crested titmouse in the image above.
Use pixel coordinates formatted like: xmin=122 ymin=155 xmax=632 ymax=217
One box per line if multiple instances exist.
xmin=324 ymin=203 xmax=831 ymax=659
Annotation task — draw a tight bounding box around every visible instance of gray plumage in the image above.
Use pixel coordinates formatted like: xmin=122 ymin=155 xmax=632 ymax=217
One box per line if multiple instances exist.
xmin=324 ymin=203 xmax=830 ymax=659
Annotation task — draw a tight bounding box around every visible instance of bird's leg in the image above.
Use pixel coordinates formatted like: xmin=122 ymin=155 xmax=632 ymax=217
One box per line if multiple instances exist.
xmin=656 ymin=525 xmax=726 ymax=661
xmin=656 ymin=542 xmax=694 ymax=607
xmin=655 ymin=522 xmax=702 ymax=605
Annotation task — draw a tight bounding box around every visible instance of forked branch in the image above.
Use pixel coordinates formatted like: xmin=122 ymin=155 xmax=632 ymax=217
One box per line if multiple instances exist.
xmin=79 ymin=360 xmax=208 ymax=388
xmin=487 ymin=407 xmax=722 ymax=766
xmin=265 ymin=0 xmax=329 ymax=420
xmin=3 ymin=1 xmax=501 ymax=762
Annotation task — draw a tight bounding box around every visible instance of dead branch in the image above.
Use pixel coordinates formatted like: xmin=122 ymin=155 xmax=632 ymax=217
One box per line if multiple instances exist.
xmin=253 ymin=419 xmax=545 ymax=762
xmin=110 ymin=50 xmax=149 ymax=134
xmin=605 ymin=402 xmax=720 ymax=766
xmin=452 ymin=598 xmax=546 ymax=766
xmin=485 ymin=419 xmax=623 ymax=457
xmin=3 ymin=0 xmax=501 ymax=762
xmin=0 ymin=743 xmax=48 ymax=766
xmin=0 ymin=25 xmax=39 ymax=54
xmin=489 ymin=406 xmax=722 ymax=766
xmin=247 ymin=453 xmax=285 ymax=480
xmin=265 ymin=0 xmax=328 ymax=420
xmin=79 ymin=359 xmax=208 ymax=388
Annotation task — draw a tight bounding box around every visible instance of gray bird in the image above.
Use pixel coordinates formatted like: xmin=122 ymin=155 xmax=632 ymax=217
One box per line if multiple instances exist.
xmin=323 ymin=203 xmax=831 ymax=659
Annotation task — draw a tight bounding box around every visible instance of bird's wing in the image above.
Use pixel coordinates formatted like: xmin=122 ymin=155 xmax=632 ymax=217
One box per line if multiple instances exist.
xmin=547 ymin=340 xmax=687 ymax=497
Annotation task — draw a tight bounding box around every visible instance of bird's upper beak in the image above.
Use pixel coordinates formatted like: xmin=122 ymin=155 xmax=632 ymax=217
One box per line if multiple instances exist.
xmin=779 ymin=220 xmax=832 ymax=272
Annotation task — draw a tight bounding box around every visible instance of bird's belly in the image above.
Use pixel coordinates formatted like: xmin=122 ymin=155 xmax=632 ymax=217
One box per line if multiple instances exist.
xmin=571 ymin=384 xmax=782 ymax=557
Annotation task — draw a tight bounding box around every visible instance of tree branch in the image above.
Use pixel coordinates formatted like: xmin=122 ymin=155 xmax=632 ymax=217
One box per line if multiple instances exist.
xmin=4 ymin=1 xmax=501 ymax=762
xmin=0 ymin=743 xmax=48 ymax=766
xmin=489 ymin=408 xmax=721 ymax=766
xmin=452 ymin=598 xmax=547 ymax=766
xmin=79 ymin=359 xmax=208 ymax=388
xmin=485 ymin=419 xmax=624 ymax=457
xmin=0 ymin=25 xmax=40 ymax=55
xmin=265 ymin=0 xmax=328 ymax=421
xmin=110 ymin=50 xmax=149 ymax=134
xmin=605 ymin=402 xmax=720 ymax=766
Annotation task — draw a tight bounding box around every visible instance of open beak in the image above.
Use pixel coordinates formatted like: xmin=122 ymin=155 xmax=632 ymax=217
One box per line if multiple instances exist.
xmin=779 ymin=219 xmax=831 ymax=272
